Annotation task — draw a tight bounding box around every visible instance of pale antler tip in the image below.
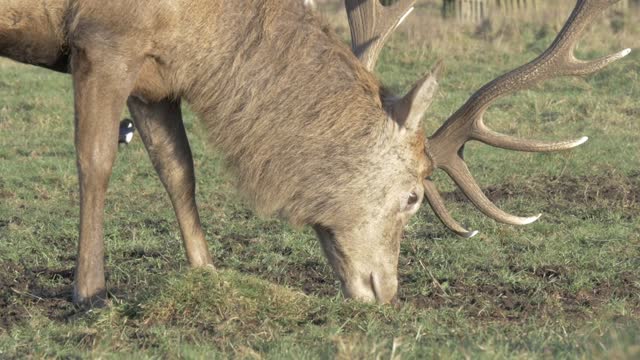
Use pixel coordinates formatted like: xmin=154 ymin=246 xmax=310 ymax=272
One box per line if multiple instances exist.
xmin=575 ymin=136 xmax=589 ymax=147
xmin=621 ymin=48 xmax=632 ymax=57
xmin=464 ymin=230 xmax=479 ymax=238
xmin=397 ymin=7 xmax=415 ymax=28
xmin=520 ymin=213 xmax=542 ymax=225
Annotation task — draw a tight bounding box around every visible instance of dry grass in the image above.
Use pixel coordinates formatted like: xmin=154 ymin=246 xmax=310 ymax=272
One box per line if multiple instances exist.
xmin=319 ymin=1 xmax=640 ymax=58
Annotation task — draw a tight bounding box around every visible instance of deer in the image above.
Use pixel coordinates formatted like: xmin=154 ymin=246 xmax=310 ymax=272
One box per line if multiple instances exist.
xmin=0 ymin=0 xmax=630 ymax=306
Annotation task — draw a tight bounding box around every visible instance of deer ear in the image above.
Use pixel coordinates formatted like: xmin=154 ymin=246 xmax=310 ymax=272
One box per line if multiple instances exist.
xmin=388 ymin=61 xmax=442 ymax=132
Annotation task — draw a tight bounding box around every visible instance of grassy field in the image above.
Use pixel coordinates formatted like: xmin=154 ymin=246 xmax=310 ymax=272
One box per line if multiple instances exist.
xmin=1 ymin=2 xmax=639 ymax=359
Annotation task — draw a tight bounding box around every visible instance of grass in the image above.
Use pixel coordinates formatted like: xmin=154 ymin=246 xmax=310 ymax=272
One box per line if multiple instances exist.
xmin=1 ymin=1 xmax=639 ymax=358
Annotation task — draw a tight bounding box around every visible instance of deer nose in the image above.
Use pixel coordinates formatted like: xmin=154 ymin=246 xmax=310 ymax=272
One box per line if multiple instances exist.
xmin=370 ymin=272 xmax=398 ymax=304
xmin=341 ymin=271 xmax=398 ymax=304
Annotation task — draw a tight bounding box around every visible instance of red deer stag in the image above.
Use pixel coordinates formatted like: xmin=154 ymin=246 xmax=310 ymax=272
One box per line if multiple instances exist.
xmin=0 ymin=0 xmax=630 ymax=306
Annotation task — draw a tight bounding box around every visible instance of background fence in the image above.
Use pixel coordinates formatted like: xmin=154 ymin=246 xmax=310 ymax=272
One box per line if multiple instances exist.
xmin=442 ymin=0 xmax=636 ymax=22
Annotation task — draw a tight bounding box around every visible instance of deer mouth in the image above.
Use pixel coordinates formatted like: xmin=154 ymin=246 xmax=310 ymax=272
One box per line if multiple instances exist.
xmin=342 ymin=270 xmax=398 ymax=304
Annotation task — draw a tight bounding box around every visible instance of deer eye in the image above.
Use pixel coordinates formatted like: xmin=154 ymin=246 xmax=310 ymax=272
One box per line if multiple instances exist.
xmin=407 ymin=191 xmax=419 ymax=206
xmin=403 ymin=191 xmax=421 ymax=213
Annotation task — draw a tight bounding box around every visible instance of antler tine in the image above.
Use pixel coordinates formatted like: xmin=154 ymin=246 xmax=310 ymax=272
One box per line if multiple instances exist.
xmin=431 ymin=0 xmax=630 ymax=152
xmin=473 ymin=120 xmax=590 ymax=152
xmin=423 ymin=179 xmax=478 ymax=238
xmin=345 ymin=0 xmax=416 ymax=71
xmin=442 ymin=157 xmax=541 ymax=225
xmin=424 ymin=0 xmax=630 ymax=235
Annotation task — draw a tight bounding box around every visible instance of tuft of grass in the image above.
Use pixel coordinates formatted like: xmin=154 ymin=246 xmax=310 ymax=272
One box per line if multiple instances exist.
xmin=139 ymin=269 xmax=315 ymax=342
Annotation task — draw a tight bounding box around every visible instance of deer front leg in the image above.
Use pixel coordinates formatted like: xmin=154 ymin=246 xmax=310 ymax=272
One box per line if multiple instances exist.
xmin=71 ymin=48 xmax=142 ymax=307
xmin=127 ymin=96 xmax=213 ymax=268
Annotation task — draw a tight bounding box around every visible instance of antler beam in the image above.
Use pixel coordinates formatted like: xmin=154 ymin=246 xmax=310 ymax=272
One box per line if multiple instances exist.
xmin=426 ymin=0 xmax=630 ymax=236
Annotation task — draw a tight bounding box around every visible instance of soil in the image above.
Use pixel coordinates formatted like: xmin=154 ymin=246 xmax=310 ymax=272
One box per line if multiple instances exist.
xmin=444 ymin=174 xmax=640 ymax=212
xmin=399 ymin=265 xmax=640 ymax=320
xmin=0 ymin=263 xmax=77 ymax=330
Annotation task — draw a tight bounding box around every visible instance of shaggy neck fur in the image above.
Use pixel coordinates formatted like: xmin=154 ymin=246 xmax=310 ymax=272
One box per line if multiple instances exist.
xmin=174 ymin=0 xmax=391 ymax=226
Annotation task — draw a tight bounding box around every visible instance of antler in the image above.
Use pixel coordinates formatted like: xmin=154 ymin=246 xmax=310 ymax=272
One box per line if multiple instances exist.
xmin=342 ymin=0 xmax=629 ymax=237
xmin=425 ymin=0 xmax=630 ymax=236
xmin=345 ymin=0 xmax=416 ymax=71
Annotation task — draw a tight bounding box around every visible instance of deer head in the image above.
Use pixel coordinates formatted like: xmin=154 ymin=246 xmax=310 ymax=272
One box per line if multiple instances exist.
xmin=326 ymin=0 xmax=630 ymax=303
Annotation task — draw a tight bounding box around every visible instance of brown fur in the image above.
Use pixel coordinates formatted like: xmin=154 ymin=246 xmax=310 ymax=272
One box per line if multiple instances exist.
xmin=0 ymin=0 xmax=430 ymax=305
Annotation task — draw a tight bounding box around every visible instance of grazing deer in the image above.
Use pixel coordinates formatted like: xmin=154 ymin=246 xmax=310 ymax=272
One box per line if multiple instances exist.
xmin=0 ymin=0 xmax=630 ymax=306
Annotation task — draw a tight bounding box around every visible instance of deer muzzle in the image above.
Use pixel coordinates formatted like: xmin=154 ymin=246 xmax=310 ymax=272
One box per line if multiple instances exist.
xmin=340 ymin=270 xmax=399 ymax=304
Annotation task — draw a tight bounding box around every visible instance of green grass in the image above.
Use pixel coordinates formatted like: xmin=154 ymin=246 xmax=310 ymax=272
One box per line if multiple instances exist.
xmin=1 ymin=4 xmax=639 ymax=359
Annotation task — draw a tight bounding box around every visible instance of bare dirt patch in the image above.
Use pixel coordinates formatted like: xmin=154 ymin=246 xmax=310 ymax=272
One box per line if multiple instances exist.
xmin=444 ymin=174 xmax=640 ymax=212
xmin=400 ymin=265 xmax=640 ymax=320
xmin=0 ymin=189 xmax=16 ymax=199
xmin=278 ymin=259 xmax=336 ymax=297
xmin=0 ymin=263 xmax=77 ymax=330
